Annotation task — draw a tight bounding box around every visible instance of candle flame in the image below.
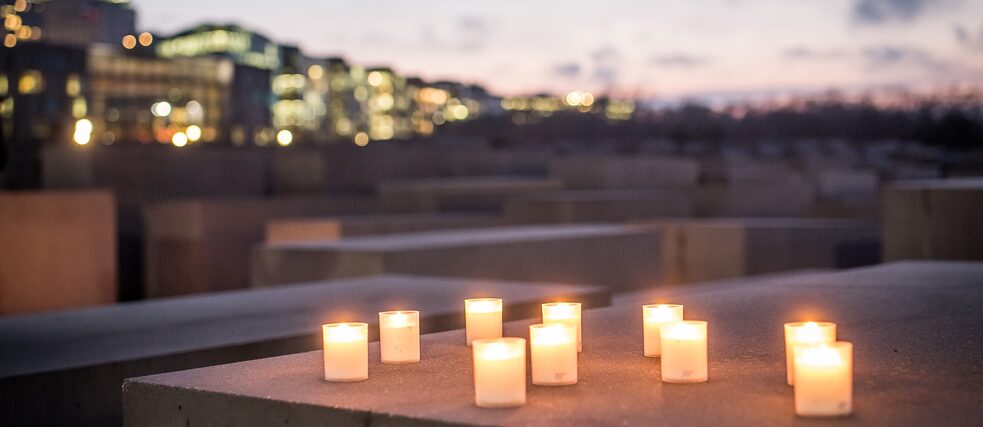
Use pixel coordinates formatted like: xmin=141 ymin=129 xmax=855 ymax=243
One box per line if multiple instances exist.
xmin=466 ymin=298 xmax=501 ymax=313
xmin=325 ymin=323 xmax=363 ymax=342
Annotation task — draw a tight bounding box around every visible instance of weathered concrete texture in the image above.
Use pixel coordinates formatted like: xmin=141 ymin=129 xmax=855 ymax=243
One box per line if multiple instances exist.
xmin=505 ymin=190 xmax=692 ymax=224
xmin=320 ymin=146 xmax=554 ymax=192
xmin=252 ymin=225 xmax=665 ymax=290
xmin=266 ymin=213 xmax=505 ymax=243
xmin=549 ymin=155 xmax=700 ymax=189
xmin=694 ymin=176 xmax=817 ymax=217
xmin=638 ymin=218 xmax=880 ymax=283
xmin=883 ymin=178 xmax=983 ymax=261
xmin=270 ymin=149 xmax=328 ymax=194
xmin=143 ymin=196 xmax=379 ymax=297
xmin=809 ymin=168 xmax=879 ymax=202
xmin=123 ymin=262 xmax=983 ymax=426
xmin=377 ymin=176 xmax=563 ymax=212
xmin=0 ymin=190 xmax=117 ymax=315
xmin=0 ymin=275 xmax=609 ymax=426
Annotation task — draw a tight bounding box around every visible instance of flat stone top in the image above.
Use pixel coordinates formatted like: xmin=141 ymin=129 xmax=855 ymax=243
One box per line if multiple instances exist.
xmin=268 ymin=224 xmax=653 ymax=252
xmin=0 ymin=275 xmax=605 ymax=379
xmin=269 ymin=213 xmax=501 ymax=227
xmin=512 ymin=190 xmax=688 ymax=202
xmin=378 ymin=176 xmax=561 ymax=191
xmin=127 ymin=261 xmax=983 ymax=426
xmin=635 ymin=217 xmax=876 ymax=229
xmin=888 ymin=177 xmax=983 ymax=190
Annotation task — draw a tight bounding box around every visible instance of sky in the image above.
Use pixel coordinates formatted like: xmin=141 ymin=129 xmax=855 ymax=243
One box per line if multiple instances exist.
xmin=131 ymin=0 xmax=983 ymax=101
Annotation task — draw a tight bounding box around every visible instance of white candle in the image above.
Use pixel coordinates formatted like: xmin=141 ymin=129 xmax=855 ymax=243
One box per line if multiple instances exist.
xmin=784 ymin=321 xmax=837 ymax=385
xmin=472 ymin=337 xmax=526 ymax=408
xmin=794 ymin=342 xmax=853 ymax=417
xmin=379 ymin=310 xmax=420 ymax=364
xmin=322 ymin=322 xmax=368 ymax=382
xmin=660 ymin=320 xmax=708 ymax=383
xmin=542 ymin=302 xmax=582 ymax=352
xmin=465 ymin=298 xmax=502 ymax=346
xmin=529 ymin=323 xmax=578 ymax=386
xmin=642 ymin=304 xmax=684 ymax=357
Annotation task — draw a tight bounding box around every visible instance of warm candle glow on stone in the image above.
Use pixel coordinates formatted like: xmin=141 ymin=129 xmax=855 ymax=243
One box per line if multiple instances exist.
xmin=542 ymin=302 xmax=582 ymax=352
xmin=465 ymin=298 xmax=503 ymax=346
xmin=660 ymin=320 xmax=708 ymax=383
xmin=321 ymin=322 xmax=368 ymax=382
xmin=379 ymin=310 xmax=420 ymax=364
xmin=794 ymin=342 xmax=853 ymax=417
xmin=642 ymin=304 xmax=684 ymax=357
xmin=472 ymin=337 xmax=526 ymax=408
xmin=529 ymin=323 xmax=577 ymax=386
xmin=784 ymin=321 xmax=837 ymax=385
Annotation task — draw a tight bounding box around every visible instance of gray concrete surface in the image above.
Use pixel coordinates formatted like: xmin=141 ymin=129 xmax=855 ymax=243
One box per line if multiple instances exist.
xmin=143 ymin=196 xmax=379 ymax=297
xmin=0 ymin=190 xmax=117 ymax=315
xmin=251 ymin=225 xmax=666 ymax=290
xmin=637 ymin=218 xmax=880 ymax=283
xmin=377 ymin=176 xmax=563 ymax=212
xmin=883 ymin=178 xmax=983 ymax=261
xmin=0 ymin=275 xmax=608 ymax=426
xmin=123 ymin=261 xmax=983 ymax=426
xmin=265 ymin=213 xmax=505 ymax=243
xmin=505 ymin=190 xmax=692 ymax=224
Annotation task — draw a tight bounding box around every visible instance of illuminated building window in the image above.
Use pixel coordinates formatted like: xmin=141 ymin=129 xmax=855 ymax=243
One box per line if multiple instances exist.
xmin=66 ymin=74 xmax=81 ymax=96
xmin=17 ymin=70 xmax=43 ymax=94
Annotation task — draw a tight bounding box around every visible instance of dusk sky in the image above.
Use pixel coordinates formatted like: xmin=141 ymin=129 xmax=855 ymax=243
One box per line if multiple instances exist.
xmin=132 ymin=0 xmax=983 ymax=101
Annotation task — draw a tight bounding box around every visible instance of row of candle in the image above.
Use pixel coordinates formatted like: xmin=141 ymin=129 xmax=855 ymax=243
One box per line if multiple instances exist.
xmin=321 ymin=299 xmax=853 ymax=418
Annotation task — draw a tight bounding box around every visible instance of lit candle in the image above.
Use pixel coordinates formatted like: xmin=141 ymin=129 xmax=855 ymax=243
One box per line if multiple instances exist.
xmin=465 ymin=298 xmax=502 ymax=346
xmin=784 ymin=321 xmax=837 ymax=385
xmin=379 ymin=310 xmax=420 ymax=364
xmin=321 ymin=322 xmax=368 ymax=382
xmin=472 ymin=337 xmax=526 ymax=408
xmin=794 ymin=342 xmax=853 ymax=417
xmin=642 ymin=304 xmax=684 ymax=357
xmin=660 ymin=320 xmax=708 ymax=383
xmin=529 ymin=323 xmax=578 ymax=386
xmin=542 ymin=302 xmax=582 ymax=352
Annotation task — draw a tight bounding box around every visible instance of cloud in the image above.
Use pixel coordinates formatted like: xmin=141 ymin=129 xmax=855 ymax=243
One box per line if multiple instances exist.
xmin=589 ymin=45 xmax=622 ymax=85
xmin=782 ymin=46 xmax=848 ymax=60
xmin=650 ymin=53 xmax=710 ymax=67
xmin=420 ymin=15 xmax=495 ymax=52
xmin=852 ymin=0 xmax=951 ymax=24
xmin=552 ymin=62 xmax=581 ymax=78
xmin=862 ymin=45 xmax=949 ymax=70
xmin=953 ymin=23 xmax=983 ymax=51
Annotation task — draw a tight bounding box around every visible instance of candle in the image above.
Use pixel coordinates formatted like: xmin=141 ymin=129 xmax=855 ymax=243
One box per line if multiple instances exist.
xmin=321 ymin=322 xmax=368 ymax=382
xmin=794 ymin=342 xmax=853 ymax=417
xmin=542 ymin=302 xmax=582 ymax=352
xmin=784 ymin=321 xmax=837 ymax=385
xmin=472 ymin=337 xmax=526 ymax=408
xmin=660 ymin=320 xmax=708 ymax=383
xmin=465 ymin=298 xmax=503 ymax=346
xmin=379 ymin=310 xmax=420 ymax=364
xmin=642 ymin=304 xmax=684 ymax=357
xmin=529 ymin=323 xmax=578 ymax=386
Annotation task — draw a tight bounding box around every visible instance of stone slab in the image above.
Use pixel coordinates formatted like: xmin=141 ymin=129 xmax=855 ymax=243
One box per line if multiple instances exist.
xmin=550 ymin=155 xmax=700 ymax=189
xmin=695 ymin=177 xmax=817 ymax=217
xmin=123 ymin=261 xmax=983 ymax=426
xmin=637 ymin=218 xmax=880 ymax=283
xmin=882 ymin=178 xmax=983 ymax=261
xmin=0 ymin=274 xmax=609 ymax=426
xmin=504 ymin=190 xmax=692 ymax=224
xmin=251 ymin=225 xmax=665 ymax=290
xmin=143 ymin=196 xmax=379 ymax=297
xmin=266 ymin=213 xmax=505 ymax=243
xmin=0 ymin=190 xmax=117 ymax=315
xmin=377 ymin=176 xmax=563 ymax=212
